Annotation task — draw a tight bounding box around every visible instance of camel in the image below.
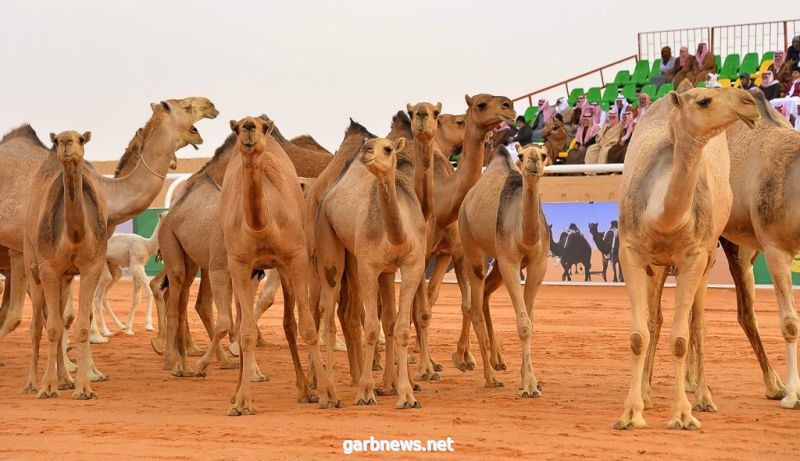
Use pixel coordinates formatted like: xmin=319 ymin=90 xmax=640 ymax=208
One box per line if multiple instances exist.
xmin=210 ymin=116 xmax=339 ymax=415
xmin=314 ymin=136 xmax=428 ymax=408
xmin=614 ymin=88 xmax=759 ymax=430
xmin=0 ymin=97 xmax=218 ymax=345
xmin=91 ymin=211 xmax=167 ymax=340
xmin=458 ymin=144 xmax=550 ymax=396
xmin=415 ymin=95 xmax=515 ymax=375
xmin=23 ymin=131 xmax=107 ymax=400
xmin=549 ymin=225 xmax=592 ymax=282
xmin=290 ymin=135 xmax=332 ymax=155
xmin=588 ymin=222 xmax=623 ymax=283
xmin=265 ymin=114 xmax=333 ymax=178
xmin=668 ymin=89 xmax=800 ymax=410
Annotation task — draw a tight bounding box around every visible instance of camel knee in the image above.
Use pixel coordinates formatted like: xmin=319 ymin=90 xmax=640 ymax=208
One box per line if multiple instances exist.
xmin=394 ymin=327 xmax=409 ymax=347
xmin=516 ymin=315 xmax=532 ymax=340
xmin=781 ymin=316 xmax=799 ymax=343
xmin=672 ymin=336 xmax=687 ymax=359
xmin=46 ymin=326 xmax=63 ymax=343
xmin=299 ymin=324 xmax=318 ymax=346
xmin=76 ymin=328 xmax=89 ymax=343
xmin=630 ymin=332 xmax=647 ymax=356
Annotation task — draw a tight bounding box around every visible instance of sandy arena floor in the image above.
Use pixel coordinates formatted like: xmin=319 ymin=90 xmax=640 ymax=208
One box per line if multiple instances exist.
xmin=0 ymin=281 xmax=797 ymax=460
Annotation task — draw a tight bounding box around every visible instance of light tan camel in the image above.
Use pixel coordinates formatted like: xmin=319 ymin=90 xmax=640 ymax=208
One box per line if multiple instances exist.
xmin=667 ymin=89 xmax=800 ymax=410
xmin=0 ymin=97 xmax=218 ymax=345
xmin=315 ymin=136 xmax=428 ymax=408
xmin=614 ymin=88 xmax=759 ymax=430
xmin=92 ymin=211 xmax=167 ymax=340
xmin=210 ymin=116 xmax=340 ymax=414
xmin=459 ymin=144 xmax=550 ymax=396
xmin=424 ymin=95 xmax=515 ymax=374
xmin=23 ymin=131 xmax=107 ymax=399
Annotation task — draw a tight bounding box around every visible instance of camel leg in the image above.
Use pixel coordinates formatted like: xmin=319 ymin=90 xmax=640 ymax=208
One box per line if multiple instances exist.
xmin=614 ymin=246 xmax=651 ymax=430
xmin=101 ymin=264 xmax=126 ymax=332
xmin=72 ymin=263 xmax=104 ymax=400
xmin=124 ymin=265 xmax=149 ymax=335
xmin=521 ymin=255 xmax=548 ymax=396
xmin=341 ymin=267 xmax=365 ymax=385
xmin=144 ymin=269 xmax=155 ymax=332
xmin=451 ymin=251 xmax=477 ymax=372
xmin=22 ymin=280 xmax=45 ymax=394
xmin=464 ymin=246 xmax=501 ymax=388
xmin=90 ymin=265 xmax=112 ymax=342
xmin=720 ymin=239 xmax=784 ymax=399
xmin=195 ymin=265 xmax=234 ymax=377
xmin=56 ymin=280 xmax=75 ymax=389
xmin=0 ymin=251 xmax=28 ymax=342
xmin=149 ymin=271 xmax=167 ymax=355
xmin=192 ymin=271 xmax=232 ymax=368
xmin=601 ymin=257 xmax=609 ymax=282
xmin=354 ymin=267 xmax=380 ymax=406
xmin=278 ymin=270 xmax=316 ymax=403
xmin=254 ymin=269 xmax=280 ymax=347
xmin=376 ymin=273 xmax=398 ymax=396
xmin=394 ymin=261 xmax=424 ymax=409
xmin=413 ymin=279 xmax=438 ymax=381
xmin=689 ymin=262 xmax=717 ymax=412
xmin=762 ymin=246 xmax=800 ymax=409
xmin=164 ymin=254 xmax=195 ymax=377
xmin=642 ymin=266 xmax=667 ymax=409
xmin=664 ymin=251 xmax=707 ymax=430
xmin=37 ymin=267 xmax=65 ymax=399
xmin=482 ymin=264 xmax=506 ymax=371
xmin=426 ymin=254 xmax=450 ymax=307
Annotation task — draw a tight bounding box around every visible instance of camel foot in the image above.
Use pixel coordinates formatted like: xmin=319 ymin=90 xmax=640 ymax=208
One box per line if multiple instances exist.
xmin=613 ymin=409 xmax=647 ymax=430
xmin=375 ymin=387 xmax=398 ymax=397
xmin=171 ymin=362 xmax=195 ymax=378
xmin=21 ymin=380 xmax=37 ymax=395
xmin=36 ymin=375 xmax=59 ymax=399
xmin=228 ymin=392 xmax=256 ymax=416
xmin=379 ymin=328 xmax=386 ymax=346
xmin=316 ymin=383 xmax=344 ymax=409
xmin=186 ymin=344 xmax=206 ymax=357
xmin=452 ymin=350 xmax=476 ymax=373
xmin=297 ymin=385 xmax=319 ymax=404
xmin=372 ymin=362 xmax=383 ymax=372
xmin=144 ymin=324 xmax=154 ymax=332
xmin=693 ymin=386 xmax=718 ymax=412
xmin=490 ymin=352 xmax=507 ymax=371
xmin=412 ymin=382 xmax=423 ymax=392
xmin=519 ymin=377 xmax=542 ymax=398
xmin=250 ymin=371 xmax=270 ymax=382
xmin=397 ymin=400 xmax=422 ymax=409
xmin=90 ymin=333 xmax=109 ymax=344
xmin=780 ymin=388 xmax=800 ymax=409
xmin=483 ymin=376 xmax=504 ymax=388
xmin=88 ymin=368 xmax=108 ymax=382
xmin=431 ymin=358 xmax=443 ymax=373
xmin=642 ymin=393 xmax=654 ymax=410
xmin=72 ymin=384 xmax=98 ymax=400
xmin=150 ymin=337 xmax=166 ymax=356
xmin=219 ymin=357 xmax=239 ymax=370
xmin=229 ymin=341 xmax=240 ymax=357
xmin=666 ymin=411 xmax=701 ymax=430
xmin=763 ymin=370 xmax=785 ymax=400
xmin=123 ymin=329 xmax=135 ymax=336
xmin=58 ymin=380 xmax=75 ymax=391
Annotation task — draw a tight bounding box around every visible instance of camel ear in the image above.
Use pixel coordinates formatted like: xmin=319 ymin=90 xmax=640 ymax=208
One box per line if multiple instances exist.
xmin=434 ymin=102 xmax=442 ymax=117
xmin=465 ymin=94 xmax=473 ymax=107
xmin=230 ymin=120 xmax=239 ymax=133
xmin=540 ymin=150 xmax=548 ymax=162
xmin=406 ymin=103 xmax=413 ymax=117
xmin=160 ymin=101 xmax=172 ymax=112
xmin=80 ymin=131 xmax=91 ymax=145
xmin=50 ymin=132 xmax=57 ymax=144
xmin=668 ymin=91 xmax=682 ymax=108
xmin=263 ymin=120 xmax=274 ymax=135
xmin=393 ymin=137 xmax=406 ymax=153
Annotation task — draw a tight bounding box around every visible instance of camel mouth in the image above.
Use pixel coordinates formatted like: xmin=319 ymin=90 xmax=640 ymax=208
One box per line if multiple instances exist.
xmin=189 ymin=143 xmax=199 ymax=150
xmin=204 ymin=108 xmax=220 ymax=119
xmin=737 ymin=113 xmax=757 ymax=129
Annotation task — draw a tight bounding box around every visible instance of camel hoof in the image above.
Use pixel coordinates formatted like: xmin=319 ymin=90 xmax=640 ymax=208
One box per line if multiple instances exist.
xmin=89 ymin=372 xmax=108 ymax=382
xmin=325 ymin=400 xmax=344 ymax=409
xmin=299 ymin=393 xmax=320 ymax=404
xmin=194 ymin=371 xmax=207 ymax=378
xmin=90 ymin=334 xmax=109 ymax=344
xmin=21 ymin=384 xmax=37 ymax=395
xmin=398 ymin=400 xmax=422 ymax=409
xmin=492 ymin=362 xmax=507 ymax=371
xmin=37 ymin=390 xmax=58 ymax=399
xmin=73 ymin=391 xmax=98 ymax=400
xmin=250 ymin=374 xmax=269 ymax=383
xmin=372 ymin=363 xmax=383 ymax=372
xmin=375 ymin=387 xmax=398 ymax=397
xmin=485 ymin=380 xmax=504 ymax=388
xmin=780 ymin=395 xmax=800 ymax=409
xmin=356 ymin=398 xmax=377 ymax=406
xmin=145 ymin=326 xmax=154 ymax=332
xmin=219 ymin=360 xmax=239 ymax=370
xmin=150 ymin=338 xmax=165 ymax=356
xmin=667 ymin=414 xmax=702 ymax=430
xmin=58 ymin=382 xmax=75 ymax=391
xmin=412 ymin=383 xmax=423 ymax=392
xmin=519 ymin=389 xmax=542 ymax=398
xmin=124 ymin=330 xmax=135 ymax=336
xmin=186 ymin=346 xmax=206 ymax=357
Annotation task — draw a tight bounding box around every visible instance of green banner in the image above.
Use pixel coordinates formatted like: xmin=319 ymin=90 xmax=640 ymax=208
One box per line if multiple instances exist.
xmin=752 ymin=253 xmax=800 ymax=285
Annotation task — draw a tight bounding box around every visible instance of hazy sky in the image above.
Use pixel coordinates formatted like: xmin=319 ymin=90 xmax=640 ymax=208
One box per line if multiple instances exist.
xmin=1 ymin=1 xmax=796 ymax=160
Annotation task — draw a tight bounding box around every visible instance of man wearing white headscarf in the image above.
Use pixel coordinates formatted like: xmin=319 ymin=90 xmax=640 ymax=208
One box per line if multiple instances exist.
xmin=555 ymin=97 xmax=569 ymax=113
xmin=705 ymin=73 xmax=721 ymax=88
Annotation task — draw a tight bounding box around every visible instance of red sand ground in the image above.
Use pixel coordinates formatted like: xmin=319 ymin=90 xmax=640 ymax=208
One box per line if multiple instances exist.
xmin=0 ymin=281 xmax=797 ymax=460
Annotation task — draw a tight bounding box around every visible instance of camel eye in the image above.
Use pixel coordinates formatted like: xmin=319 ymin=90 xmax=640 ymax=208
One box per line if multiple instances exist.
xmin=384 ymin=146 xmax=392 ymax=154
xmin=477 ymin=102 xmax=487 ymax=110
xmin=456 ymin=120 xmax=464 ymax=126
xmin=698 ymin=98 xmax=712 ymax=108
xmin=433 ymin=111 xmax=440 ymax=118
xmin=518 ymin=154 xmax=524 ymax=161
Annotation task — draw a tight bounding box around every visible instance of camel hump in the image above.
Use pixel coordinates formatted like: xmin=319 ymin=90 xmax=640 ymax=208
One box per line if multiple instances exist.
xmin=1 ymin=124 xmax=46 ymax=148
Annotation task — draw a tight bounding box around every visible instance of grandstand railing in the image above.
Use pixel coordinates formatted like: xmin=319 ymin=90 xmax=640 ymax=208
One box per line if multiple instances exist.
xmin=511 ymin=55 xmax=638 ymax=108
xmin=638 ymin=18 xmax=800 ymax=62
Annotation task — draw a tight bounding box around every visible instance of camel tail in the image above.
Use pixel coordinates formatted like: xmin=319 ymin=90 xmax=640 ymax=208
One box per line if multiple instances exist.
xmin=160 ymin=275 xmax=169 ymax=291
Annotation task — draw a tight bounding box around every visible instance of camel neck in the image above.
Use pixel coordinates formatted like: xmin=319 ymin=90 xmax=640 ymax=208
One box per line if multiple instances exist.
xmin=438 ymin=124 xmax=485 ymax=224
xmin=653 ymin=123 xmax=707 ymax=233
xmin=376 ymin=168 xmax=407 ymax=245
xmin=241 ymin=157 xmax=270 ymax=233
xmin=520 ymin=178 xmax=542 ymax=247
xmin=413 ymin=138 xmax=435 ymax=220
xmin=96 ymin=125 xmax=177 ymax=228
xmin=63 ymin=164 xmax=86 ymax=244
xmin=145 ymin=219 xmax=161 ymax=253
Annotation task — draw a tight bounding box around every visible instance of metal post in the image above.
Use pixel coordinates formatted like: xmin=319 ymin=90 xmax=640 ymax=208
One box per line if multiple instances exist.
xmin=785 ymin=20 xmax=789 ymax=51
xmin=600 ymin=69 xmax=605 ymax=86
xmin=528 ymin=95 xmax=532 ymax=107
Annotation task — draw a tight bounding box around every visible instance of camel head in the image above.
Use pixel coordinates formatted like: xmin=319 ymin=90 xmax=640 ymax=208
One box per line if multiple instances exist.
xmin=667 ymin=88 xmax=759 ymax=140
xmin=170 ymin=125 xmax=203 ymax=170
xmin=437 ymin=113 xmax=466 ymax=153
xmin=516 ymin=144 xmax=547 ymax=182
xmin=406 ymin=102 xmax=441 ymax=143
xmin=230 ymin=116 xmax=274 ymax=166
xmin=170 ymin=97 xmax=219 ymax=122
xmin=464 ymin=94 xmax=516 ymax=132
xmin=360 ymin=137 xmax=405 ymax=183
xmin=50 ymin=131 xmax=90 ymax=166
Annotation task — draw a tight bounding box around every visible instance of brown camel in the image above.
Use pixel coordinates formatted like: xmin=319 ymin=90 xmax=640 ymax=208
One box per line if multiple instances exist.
xmin=315 ymin=136 xmax=428 ymax=408
xmin=213 ymin=116 xmax=340 ymax=415
xmin=264 ymin=114 xmax=333 ymax=178
xmin=671 ymin=90 xmax=800 ymax=410
xmin=23 ymin=131 xmax=107 ymax=400
xmin=614 ymin=88 xmax=758 ymax=430
xmin=458 ymin=144 xmax=550 ymax=396
xmin=0 ymin=97 xmax=218 ymax=345
xmin=290 ymin=134 xmax=332 ymax=155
